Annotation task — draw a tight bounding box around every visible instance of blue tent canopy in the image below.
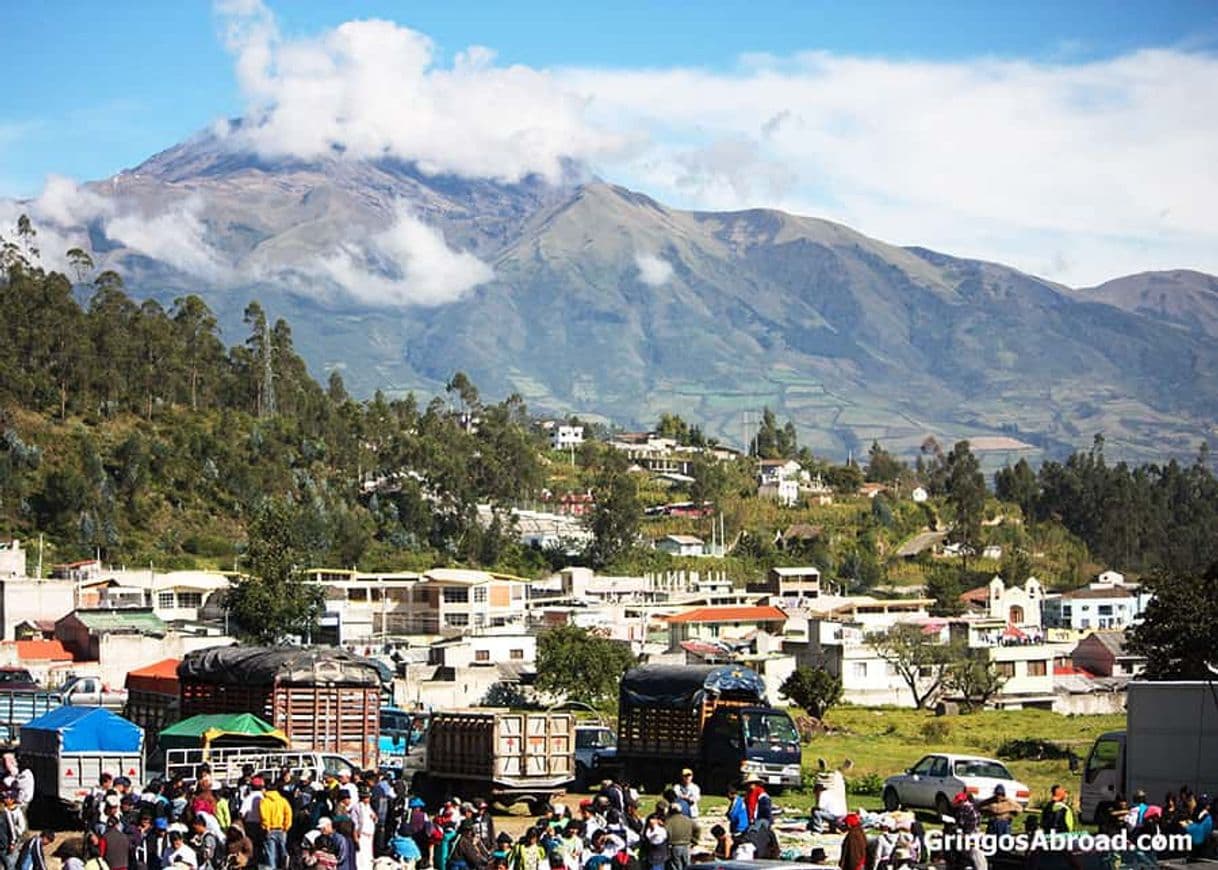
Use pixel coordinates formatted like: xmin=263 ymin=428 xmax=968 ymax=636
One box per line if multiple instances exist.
xmin=22 ymin=706 xmax=143 ymax=753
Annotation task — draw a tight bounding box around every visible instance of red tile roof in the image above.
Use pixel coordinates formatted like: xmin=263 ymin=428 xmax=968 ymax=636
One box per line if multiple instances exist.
xmin=15 ymin=640 xmax=72 ymax=661
xmin=666 ymin=605 xmax=788 ymax=624
xmin=959 ymin=586 xmax=990 ymax=605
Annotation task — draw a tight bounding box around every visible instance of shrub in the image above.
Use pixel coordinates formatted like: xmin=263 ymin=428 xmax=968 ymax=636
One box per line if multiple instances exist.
xmin=921 ymin=719 xmax=951 ymax=742
xmin=996 ymin=738 xmax=1073 ymax=761
xmin=847 ymin=772 xmax=886 ymax=796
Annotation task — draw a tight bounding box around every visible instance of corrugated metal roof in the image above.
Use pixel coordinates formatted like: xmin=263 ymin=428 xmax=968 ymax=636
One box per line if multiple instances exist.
xmin=67 ymin=609 xmax=167 ymax=634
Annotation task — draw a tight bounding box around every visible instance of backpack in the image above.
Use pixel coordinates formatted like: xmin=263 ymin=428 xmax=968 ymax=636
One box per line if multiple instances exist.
xmin=426 ymin=821 xmax=444 ymax=846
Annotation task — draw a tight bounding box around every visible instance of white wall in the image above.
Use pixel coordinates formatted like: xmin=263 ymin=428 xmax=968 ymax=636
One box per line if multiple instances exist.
xmin=0 ymin=580 xmax=76 ymax=640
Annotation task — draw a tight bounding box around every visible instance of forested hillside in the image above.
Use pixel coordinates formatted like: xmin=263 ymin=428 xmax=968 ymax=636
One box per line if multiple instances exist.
xmin=0 ymin=222 xmax=545 ymax=571
xmin=2 ymin=219 xmax=1217 ymax=590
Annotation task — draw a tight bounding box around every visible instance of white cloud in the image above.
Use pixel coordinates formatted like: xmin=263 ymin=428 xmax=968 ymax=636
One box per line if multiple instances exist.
xmin=215 ymin=0 xmax=627 ymax=183
xmin=561 ymin=50 xmax=1218 ymax=284
xmin=32 ymin=175 xmax=114 ymax=226
xmin=634 ymin=252 xmax=673 ymax=287
xmin=105 ymin=198 xmax=230 ymax=282
xmin=317 ymin=205 xmax=493 ymax=306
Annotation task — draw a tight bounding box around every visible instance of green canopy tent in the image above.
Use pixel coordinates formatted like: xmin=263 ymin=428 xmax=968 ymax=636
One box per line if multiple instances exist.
xmin=158 ymin=712 xmax=289 ymax=753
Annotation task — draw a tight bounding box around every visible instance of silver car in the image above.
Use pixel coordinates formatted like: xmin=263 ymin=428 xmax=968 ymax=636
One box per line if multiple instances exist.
xmin=882 ymin=753 xmax=1030 ymax=816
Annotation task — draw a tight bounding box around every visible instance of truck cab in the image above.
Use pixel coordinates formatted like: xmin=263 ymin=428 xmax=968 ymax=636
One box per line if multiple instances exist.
xmin=378 ymin=707 xmax=429 ymax=769
xmin=1080 ymin=730 xmax=1125 ymax=824
xmin=704 ymin=705 xmax=802 ymax=792
xmin=59 ymin=676 xmax=128 ymax=709
xmin=574 ymin=724 xmax=617 ymax=788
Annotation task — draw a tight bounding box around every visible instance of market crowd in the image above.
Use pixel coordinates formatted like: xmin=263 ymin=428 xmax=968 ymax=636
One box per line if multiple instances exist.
xmin=65 ymin=766 xmax=786 ymax=870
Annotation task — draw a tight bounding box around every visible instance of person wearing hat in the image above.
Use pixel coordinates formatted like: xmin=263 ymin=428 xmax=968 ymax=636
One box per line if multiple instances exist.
xmin=240 ymin=776 xmax=267 ymax=866
xmin=978 ymin=784 xmax=1021 ymax=837
xmin=838 ymin=814 xmax=866 ymax=870
xmin=723 ymin=784 xmax=748 ymax=839
xmin=402 ymin=797 xmax=432 ymax=869
xmin=448 ymin=820 xmax=486 ymax=870
xmin=673 ymin=770 xmax=701 ymax=820
xmin=807 ymin=847 xmax=828 ymax=867
xmin=1040 ymin=785 xmax=1075 ymax=834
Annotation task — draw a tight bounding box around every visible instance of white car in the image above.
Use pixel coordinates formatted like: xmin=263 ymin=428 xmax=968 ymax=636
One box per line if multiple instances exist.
xmin=882 ymin=753 xmax=1031 ymax=816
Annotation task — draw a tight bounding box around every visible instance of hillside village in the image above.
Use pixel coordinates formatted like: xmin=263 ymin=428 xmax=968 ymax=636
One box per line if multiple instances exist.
xmin=0 ymin=416 xmax=1153 ymax=719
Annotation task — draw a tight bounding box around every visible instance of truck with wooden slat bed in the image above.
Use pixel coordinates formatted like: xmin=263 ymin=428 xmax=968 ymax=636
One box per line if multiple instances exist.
xmin=616 ymin=664 xmax=802 ymax=795
xmin=411 ymin=709 xmax=575 ymax=813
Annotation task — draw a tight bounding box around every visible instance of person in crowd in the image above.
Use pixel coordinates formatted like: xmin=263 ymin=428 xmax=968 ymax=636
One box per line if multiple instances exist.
xmin=103 ymin=812 xmax=133 ymax=870
xmin=808 ymin=782 xmax=845 ymax=834
xmin=641 ymin=807 xmax=667 ymax=870
xmin=1040 ymin=786 xmax=1075 ymax=834
xmin=225 ymin=826 xmax=254 ymax=869
xmin=978 ymin=784 xmax=1021 ymax=837
xmin=673 ymin=772 xmax=700 ymax=821
xmin=352 ymin=790 xmax=376 ymax=870
xmin=724 ymin=785 xmax=748 ymax=840
xmin=260 ymin=783 xmax=292 ymax=870
xmin=708 ymin=826 xmax=729 ymax=862
xmin=510 ymin=827 xmax=546 ymax=870
xmin=1188 ymin=796 xmax=1214 ymax=859
xmin=163 ymin=829 xmax=198 ymax=870
xmin=189 ymin=813 xmax=222 ymax=870
xmin=660 ymin=802 xmax=697 ymax=870
xmin=838 ymin=815 xmax=866 ymax=870
xmin=332 ymin=821 xmax=357 ymax=870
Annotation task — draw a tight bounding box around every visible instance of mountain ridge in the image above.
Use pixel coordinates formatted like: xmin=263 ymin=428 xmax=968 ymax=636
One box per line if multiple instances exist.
xmin=19 ymin=135 xmax=1218 ymax=464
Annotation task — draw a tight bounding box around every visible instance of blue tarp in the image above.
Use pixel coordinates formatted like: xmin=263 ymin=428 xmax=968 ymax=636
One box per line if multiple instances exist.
xmin=22 ymin=706 xmax=143 ymax=753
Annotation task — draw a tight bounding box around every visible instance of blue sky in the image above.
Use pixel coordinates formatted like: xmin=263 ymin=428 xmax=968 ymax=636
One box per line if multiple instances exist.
xmin=2 ymin=0 xmax=1214 ymax=196
xmin=2 ymin=1 xmax=1217 ymax=285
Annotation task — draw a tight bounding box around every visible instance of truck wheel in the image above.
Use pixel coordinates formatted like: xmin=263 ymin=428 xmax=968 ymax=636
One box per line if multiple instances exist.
xmin=883 ymin=787 xmax=900 ymax=812
xmin=574 ymin=762 xmax=589 ymax=791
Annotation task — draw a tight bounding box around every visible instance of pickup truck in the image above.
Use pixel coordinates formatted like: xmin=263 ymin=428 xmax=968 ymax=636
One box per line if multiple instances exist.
xmin=0 ymin=676 xmax=128 ymax=743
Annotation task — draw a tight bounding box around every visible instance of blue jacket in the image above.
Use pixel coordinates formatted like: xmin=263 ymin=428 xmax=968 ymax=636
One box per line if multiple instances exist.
xmin=727 ymin=797 xmax=749 ymax=835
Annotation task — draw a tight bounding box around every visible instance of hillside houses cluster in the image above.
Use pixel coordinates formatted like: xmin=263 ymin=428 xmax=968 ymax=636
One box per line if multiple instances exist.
xmin=0 ymin=533 xmax=1152 ymax=715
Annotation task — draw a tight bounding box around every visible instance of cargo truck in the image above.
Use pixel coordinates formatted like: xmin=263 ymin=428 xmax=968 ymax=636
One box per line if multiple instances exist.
xmin=617 ymin=664 xmax=802 ymax=795
xmin=1080 ymin=681 xmax=1218 ymax=824
xmin=411 ymin=710 xmax=574 ymax=813
xmin=19 ymin=706 xmax=145 ymax=811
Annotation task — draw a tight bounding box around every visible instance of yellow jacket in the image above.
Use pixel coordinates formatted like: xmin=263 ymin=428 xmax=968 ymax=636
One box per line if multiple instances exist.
xmin=260 ymin=789 xmax=293 ymax=831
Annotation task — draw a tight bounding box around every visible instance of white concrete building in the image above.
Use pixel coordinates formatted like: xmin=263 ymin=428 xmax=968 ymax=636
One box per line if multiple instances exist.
xmin=0 ymin=579 xmax=76 ymax=641
xmin=0 ymin=542 xmax=27 ymax=579
xmin=1042 ymin=581 xmax=1151 ymax=631
xmin=961 ymin=576 xmax=1044 ymax=628
xmin=655 ymin=535 xmax=705 ymax=557
xmin=749 ymin=566 xmax=823 ymax=603
xmin=550 ymin=425 xmax=585 ymax=450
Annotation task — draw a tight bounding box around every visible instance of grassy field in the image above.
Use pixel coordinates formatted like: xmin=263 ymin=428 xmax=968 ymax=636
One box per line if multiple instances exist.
xmin=778 ymin=706 xmax=1123 ymax=815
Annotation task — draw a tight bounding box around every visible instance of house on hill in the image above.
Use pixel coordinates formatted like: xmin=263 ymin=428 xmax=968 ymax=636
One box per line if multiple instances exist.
xmin=1072 ymin=631 xmax=1146 ymax=678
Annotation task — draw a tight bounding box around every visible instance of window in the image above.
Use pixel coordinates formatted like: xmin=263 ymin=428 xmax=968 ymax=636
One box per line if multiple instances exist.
xmin=347 ymin=588 xmax=367 ymax=602
xmin=886 ymin=663 xmax=898 ymax=677
xmin=1009 ymin=605 xmax=1025 ymax=624
xmin=910 ymin=756 xmax=936 ymax=776
xmin=472 ymin=586 xmax=488 ymax=604
xmin=929 ymin=757 xmax=949 ymax=777
xmin=850 ymin=662 xmax=868 ymax=679
xmin=995 ymin=662 xmax=1015 ymax=678
xmin=1098 ymin=605 xmax=1113 ymax=615
xmin=442 ymin=587 xmax=469 ymax=604
xmin=445 ymin=613 xmax=469 ymax=627
xmin=510 ymin=649 xmax=524 ymax=660
xmin=1028 ymin=660 xmax=1047 ymax=677
xmin=177 ymin=592 xmax=203 ymax=609
xmin=1085 ymin=738 xmax=1121 ymax=783
xmin=1061 ymin=606 xmax=1072 ymax=618
xmin=475 ymin=650 xmax=490 ymax=662
xmin=157 ymin=592 xmax=175 ymax=609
